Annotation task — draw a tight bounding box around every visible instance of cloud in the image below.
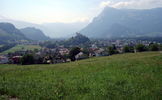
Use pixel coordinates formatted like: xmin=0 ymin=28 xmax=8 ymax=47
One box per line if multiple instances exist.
xmin=100 ymin=1 xmax=112 ymax=8
xmin=100 ymin=0 xmax=162 ymax=9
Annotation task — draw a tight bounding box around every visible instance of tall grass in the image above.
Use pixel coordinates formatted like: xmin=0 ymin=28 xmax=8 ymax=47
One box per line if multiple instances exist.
xmin=0 ymin=52 xmax=162 ymax=100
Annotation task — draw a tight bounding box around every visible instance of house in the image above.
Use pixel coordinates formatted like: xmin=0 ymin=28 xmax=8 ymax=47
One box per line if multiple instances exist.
xmin=12 ymin=56 xmax=22 ymax=64
xmin=75 ymin=52 xmax=89 ymax=60
xmin=59 ymin=48 xmax=69 ymax=55
xmin=95 ymin=48 xmax=105 ymax=56
xmin=66 ymin=59 xmax=71 ymax=62
xmin=91 ymin=44 xmax=98 ymax=49
xmin=0 ymin=56 xmax=9 ymax=64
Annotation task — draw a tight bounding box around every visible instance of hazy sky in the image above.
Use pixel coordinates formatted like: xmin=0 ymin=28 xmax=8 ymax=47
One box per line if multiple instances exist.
xmin=1 ymin=0 xmax=162 ymax=24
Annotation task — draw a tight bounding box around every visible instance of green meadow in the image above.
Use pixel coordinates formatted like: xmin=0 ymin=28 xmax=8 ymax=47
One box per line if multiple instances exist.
xmin=0 ymin=52 xmax=162 ymax=100
xmin=1 ymin=45 xmax=41 ymax=54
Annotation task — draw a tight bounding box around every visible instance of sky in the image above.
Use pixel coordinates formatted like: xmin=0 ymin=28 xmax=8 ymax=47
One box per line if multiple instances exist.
xmin=0 ymin=0 xmax=162 ymax=24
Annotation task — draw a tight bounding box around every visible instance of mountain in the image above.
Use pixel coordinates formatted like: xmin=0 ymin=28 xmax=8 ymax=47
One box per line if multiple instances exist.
xmin=81 ymin=7 xmax=162 ymax=38
xmin=20 ymin=27 xmax=50 ymax=41
xmin=0 ymin=16 xmax=88 ymax=38
xmin=0 ymin=22 xmax=27 ymax=43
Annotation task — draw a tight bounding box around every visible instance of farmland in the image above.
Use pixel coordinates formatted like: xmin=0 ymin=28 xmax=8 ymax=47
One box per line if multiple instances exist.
xmin=0 ymin=52 xmax=162 ymax=100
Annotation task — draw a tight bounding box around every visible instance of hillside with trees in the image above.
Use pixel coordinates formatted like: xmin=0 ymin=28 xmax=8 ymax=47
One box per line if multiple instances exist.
xmin=0 ymin=23 xmax=28 ymax=44
xmin=20 ymin=27 xmax=50 ymax=41
xmin=65 ymin=33 xmax=90 ymax=46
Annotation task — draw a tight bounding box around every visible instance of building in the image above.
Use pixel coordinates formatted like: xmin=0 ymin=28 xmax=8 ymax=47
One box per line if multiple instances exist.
xmin=0 ymin=56 xmax=9 ymax=64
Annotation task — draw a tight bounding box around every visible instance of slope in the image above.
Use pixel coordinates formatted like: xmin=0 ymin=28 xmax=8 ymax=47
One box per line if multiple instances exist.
xmin=20 ymin=27 xmax=50 ymax=41
xmin=0 ymin=52 xmax=162 ymax=99
xmin=81 ymin=7 xmax=162 ymax=38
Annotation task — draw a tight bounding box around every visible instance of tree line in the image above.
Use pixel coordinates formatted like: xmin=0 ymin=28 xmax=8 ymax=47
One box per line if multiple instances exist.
xmin=108 ymin=43 xmax=162 ymax=55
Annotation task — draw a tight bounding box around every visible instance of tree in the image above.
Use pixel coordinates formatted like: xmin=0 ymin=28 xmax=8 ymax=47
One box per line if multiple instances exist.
xmin=108 ymin=45 xmax=118 ymax=55
xmin=21 ymin=54 xmax=34 ymax=65
xmin=34 ymin=48 xmax=39 ymax=52
xmin=82 ymin=48 xmax=90 ymax=56
xmin=37 ymin=57 xmax=44 ymax=64
xmin=149 ymin=43 xmax=159 ymax=51
xmin=135 ymin=44 xmax=147 ymax=52
xmin=123 ymin=45 xmax=134 ymax=53
xmin=160 ymin=44 xmax=162 ymax=51
xmin=69 ymin=47 xmax=81 ymax=61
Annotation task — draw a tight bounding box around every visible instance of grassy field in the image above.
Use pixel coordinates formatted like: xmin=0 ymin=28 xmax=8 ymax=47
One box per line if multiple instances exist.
xmin=0 ymin=52 xmax=162 ymax=100
xmin=1 ymin=45 xmax=41 ymax=54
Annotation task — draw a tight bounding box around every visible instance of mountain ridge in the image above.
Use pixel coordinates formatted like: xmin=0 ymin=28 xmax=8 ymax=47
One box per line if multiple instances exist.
xmin=80 ymin=7 xmax=162 ymax=38
xmin=0 ymin=17 xmax=88 ymax=38
xmin=20 ymin=27 xmax=50 ymax=41
xmin=0 ymin=22 xmax=28 ymax=43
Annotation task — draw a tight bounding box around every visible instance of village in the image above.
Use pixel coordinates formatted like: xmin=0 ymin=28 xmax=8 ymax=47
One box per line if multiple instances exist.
xmin=0 ymin=37 xmax=161 ymax=65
